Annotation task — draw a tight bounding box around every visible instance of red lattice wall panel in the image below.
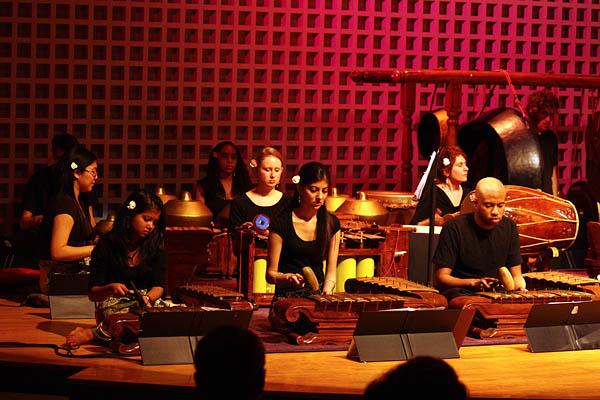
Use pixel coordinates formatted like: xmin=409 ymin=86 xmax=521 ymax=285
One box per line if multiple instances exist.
xmin=1 ymin=0 xmax=599 ymax=234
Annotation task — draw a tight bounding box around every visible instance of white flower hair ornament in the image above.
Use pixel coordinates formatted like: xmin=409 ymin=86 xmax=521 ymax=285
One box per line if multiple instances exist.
xmin=70 ymin=162 xmax=78 ymax=170
xmin=127 ymin=200 xmax=136 ymax=210
xmin=249 ymin=159 xmax=258 ymax=168
xmin=291 ymin=175 xmax=301 ymax=184
xmin=442 ymin=157 xmax=451 ymax=167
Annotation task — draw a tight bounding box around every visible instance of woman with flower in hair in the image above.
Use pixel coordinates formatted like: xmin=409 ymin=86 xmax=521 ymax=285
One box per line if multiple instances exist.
xmin=410 ymin=146 xmax=469 ymax=226
xmin=194 ymin=141 xmax=253 ymax=226
xmin=229 ymin=146 xmax=290 ymax=241
xmin=266 ymin=162 xmax=341 ymax=298
xmin=38 ymin=146 xmax=99 ymax=294
xmin=65 ymin=189 xmax=166 ymax=346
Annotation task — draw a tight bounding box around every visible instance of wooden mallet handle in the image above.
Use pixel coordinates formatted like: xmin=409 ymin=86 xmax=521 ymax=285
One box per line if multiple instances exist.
xmin=302 ymin=267 xmax=320 ymax=292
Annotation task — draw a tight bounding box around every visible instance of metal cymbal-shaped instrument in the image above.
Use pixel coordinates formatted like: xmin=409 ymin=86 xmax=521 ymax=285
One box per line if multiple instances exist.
xmin=325 ymin=187 xmax=349 ymax=212
xmin=94 ymin=214 xmax=115 ymax=236
xmin=156 ymin=186 xmax=176 ymax=205
xmin=163 ymin=191 xmax=213 ymax=227
xmin=335 ymin=191 xmax=388 ymax=225
xmin=362 ymin=190 xmax=418 ymax=225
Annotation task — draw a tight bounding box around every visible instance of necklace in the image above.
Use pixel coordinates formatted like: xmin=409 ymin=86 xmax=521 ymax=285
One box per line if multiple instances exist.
xmin=127 ymin=247 xmax=141 ymax=266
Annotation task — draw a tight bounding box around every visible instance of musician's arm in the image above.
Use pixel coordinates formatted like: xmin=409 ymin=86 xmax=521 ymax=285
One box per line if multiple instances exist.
xmin=322 ymin=230 xmax=341 ymax=294
xmin=434 ymin=266 xmax=498 ymax=290
xmin=20 ymin=210 xmax=43 ymax=231
xmin=50 ymin=214 xmax=95 ymax=261
xmin=89 ymin=283 xmax=129 ymax=302
xmin=145 ymin=286 xmax=164 ymax=304
xmin=509 ymin=264 xmax=526 ymax=291
xmin=88 ymin=205 xmax=96 ymax=229
xmin=265 ymin=231 xmax=282 ymax=285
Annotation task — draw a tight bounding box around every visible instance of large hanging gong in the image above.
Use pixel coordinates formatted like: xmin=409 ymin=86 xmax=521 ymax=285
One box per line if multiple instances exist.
xmin=457 ymin=108 xmax=543 ymax=190
xmin=417 ymin=109 xmax=448 ymax=159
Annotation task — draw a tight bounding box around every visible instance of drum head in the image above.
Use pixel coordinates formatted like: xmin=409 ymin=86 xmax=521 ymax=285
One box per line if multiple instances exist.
xmin=417 ymin=109 xmax=448 ymax=159
xmin=458 ymin=108 xmax=542 ymax=190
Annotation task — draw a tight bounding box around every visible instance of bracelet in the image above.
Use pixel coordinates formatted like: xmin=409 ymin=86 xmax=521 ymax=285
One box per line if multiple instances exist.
xmin=324 ymin=279 xmax=336 ymax=285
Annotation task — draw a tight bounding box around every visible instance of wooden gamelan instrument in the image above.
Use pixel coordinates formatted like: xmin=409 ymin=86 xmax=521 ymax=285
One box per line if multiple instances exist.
xmin=523 ymin=271 xmax=600 ymax=297
xmin=172 ymin=284 xmax=254 ymax=310
xmin=271 ymin=277 xmax=447 ymax=345
xmin=344 ymin=276 xmax=448 ymax=307
xmin=97 ymin=285 xmax=251 ymax=354
xmin=98 ymin=305 xmax=207 ymax=354
xmin=449 ymin=290 xmax=595 ymax=339
xmin=271 ymin=291 xmax=445 ymax=346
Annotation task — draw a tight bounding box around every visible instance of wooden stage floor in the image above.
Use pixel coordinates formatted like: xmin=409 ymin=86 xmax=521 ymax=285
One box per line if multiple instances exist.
xmin=1 ymin=297 xmax=599 ymax=400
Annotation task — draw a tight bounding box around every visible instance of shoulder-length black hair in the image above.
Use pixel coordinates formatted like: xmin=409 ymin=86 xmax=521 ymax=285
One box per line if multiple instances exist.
xmin=54 ymin=145 xmax=97 ymax=199
xmin=108 ymin=190 xmax=165 ymax=269
xmin=205 ymin=141 xmax=253 ymax=197
xmin=292 ymin=162 xmax=336 ymax=260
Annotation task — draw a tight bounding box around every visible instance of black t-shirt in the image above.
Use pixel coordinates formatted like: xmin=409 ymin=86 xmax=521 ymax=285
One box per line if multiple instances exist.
xmin=538 ymin=130 xmax=558 ymax=194
xmin=270 ymin=209 xmax=341 ymax=294
xmin=88 ymin=235 xmax=167 ymax=290
xmin=22 ymin=165 xmax=56 ymax=216
xmin=229 ymin=192 xmax=291 ymax=239
xmin=432 ymin=213 xmax=521 ymax=280
xmin=410 ymin=185 xmax=468 ymax=224
xmin=197 ymin=177 xmax=233 ymax=222
xmin=39 ymin=193 xmax=95 ymax=260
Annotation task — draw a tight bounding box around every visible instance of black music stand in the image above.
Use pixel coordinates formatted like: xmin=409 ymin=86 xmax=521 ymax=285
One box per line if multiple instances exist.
xmin=48 ymin=273 xmax=95 ymax=319
xmin=138 ymin=309 xmax=252 ymax=365
xmin=411 ymin=150 xmax=441 ymax=286
xmin=346 ymin=308 xmax=473 ymax=362
xmin=525 ymin=301 xmax=600 ymax=353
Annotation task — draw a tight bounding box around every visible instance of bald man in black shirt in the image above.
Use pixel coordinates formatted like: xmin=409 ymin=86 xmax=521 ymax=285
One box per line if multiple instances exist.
xmin=433 ymin=177 xmax=526 ymax=301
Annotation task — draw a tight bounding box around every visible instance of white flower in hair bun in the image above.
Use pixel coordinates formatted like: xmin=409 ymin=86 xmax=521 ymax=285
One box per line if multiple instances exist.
xmin=442 ymin=157 xmax=451 ymax=167
xmin=292 ymin=175 xmax=301 ymax=184
xmin=71 ymin=162 xmax=78 ymax=170
xmin=127 ymin=200 xmax=136 ymax=210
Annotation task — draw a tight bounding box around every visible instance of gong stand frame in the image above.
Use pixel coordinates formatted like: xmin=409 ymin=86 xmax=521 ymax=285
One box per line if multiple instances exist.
xmin=350 ymin=69 xmax=600 ymax=192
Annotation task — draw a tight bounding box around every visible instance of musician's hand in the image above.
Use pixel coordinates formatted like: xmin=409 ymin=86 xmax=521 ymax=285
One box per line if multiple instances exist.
xmin=433 ymin=209 xmax=444 ymax=225
xmin=417 ymin=209 xmax=444 ymax=226
xmin=143 ymin=295 xmax=153 ymax=308
xmin=471 ymin=277 xmax=499 ymax=290
xmin=284 ymin=273 xmax=304 ymax=288
xmin=513 ymin=275 xmax=527 ymax=291
xmin=442 ymin=212 xmax=460 ymax=225
xmin=107 ymin=283 xmax=129 ymax=297
xmin=240 ymin=221 xmax=254 ymax=230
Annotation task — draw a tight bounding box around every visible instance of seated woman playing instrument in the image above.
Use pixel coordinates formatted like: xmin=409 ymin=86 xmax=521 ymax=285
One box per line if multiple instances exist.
xmin=65 ymin=190 xmax=166 ymax=347
xmin=194 ymin=141 xmax=253 ymax=227
xmin=229 ymin=146 xmax=291 ymax=244
xmin=410 ymin=145 xmax=470 ymax=226
xmin=38 ymin=146 xmax=99 ymax=294
xmin=266 ymin=162 xmax=341 ymax=297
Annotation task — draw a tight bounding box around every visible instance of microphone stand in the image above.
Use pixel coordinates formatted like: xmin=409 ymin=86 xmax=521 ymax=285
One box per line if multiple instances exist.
xmin=426 ymin=151 xmax=441 ymax=287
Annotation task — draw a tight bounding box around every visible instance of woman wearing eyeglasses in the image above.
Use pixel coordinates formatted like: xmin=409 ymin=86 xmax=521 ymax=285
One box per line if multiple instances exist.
xmin=38 ymin=145 xmax=99 ymax=294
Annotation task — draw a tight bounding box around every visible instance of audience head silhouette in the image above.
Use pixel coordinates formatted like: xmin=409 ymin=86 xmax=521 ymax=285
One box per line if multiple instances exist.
xmin=194 ymin=325 xmax=266 ymax=400
xmin=364 ymin=356 xmax=468 ymax=400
